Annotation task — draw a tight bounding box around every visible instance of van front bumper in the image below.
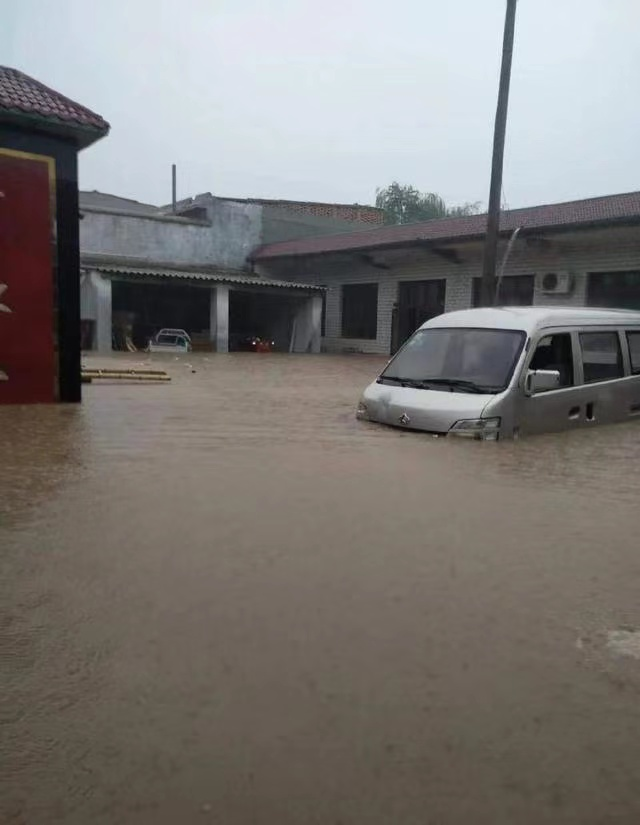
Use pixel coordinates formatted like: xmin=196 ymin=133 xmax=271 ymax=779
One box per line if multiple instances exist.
xmin=357 ymin=401 xmax=500 ymax=440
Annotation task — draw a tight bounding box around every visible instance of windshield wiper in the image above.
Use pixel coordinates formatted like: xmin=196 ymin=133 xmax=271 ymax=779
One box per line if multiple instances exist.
xmin=418 ymin=378 xmax=497 ymax=394
xmin=379 ymin=376 xmax=499 ymax=393
xmin=377 ymin=376 xmax=426 ymax=387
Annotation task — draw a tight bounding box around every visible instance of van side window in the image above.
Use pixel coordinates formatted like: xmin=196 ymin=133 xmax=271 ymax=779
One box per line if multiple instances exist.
xmin=579 ymin=332 xmax=623 ymax=383
xmin=627 ymin=332 xmax=640 ymax=374
xmin=529 ymin=333 xmax=574 ymax=388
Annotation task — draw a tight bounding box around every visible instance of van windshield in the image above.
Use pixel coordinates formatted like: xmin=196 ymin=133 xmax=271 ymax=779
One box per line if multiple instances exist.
xmin=381 ymin=327 xmax=526 ymax=393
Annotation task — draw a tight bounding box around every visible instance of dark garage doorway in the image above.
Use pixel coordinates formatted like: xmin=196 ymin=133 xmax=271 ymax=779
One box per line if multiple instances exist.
xmin=112 ymin=280 xmax=210 ymax=349
xmin=229 ymin=291 xmax=304 ymax=352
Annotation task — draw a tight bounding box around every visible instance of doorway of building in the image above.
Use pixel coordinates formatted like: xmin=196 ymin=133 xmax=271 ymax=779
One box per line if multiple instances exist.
xmin=111 ymin=280 xmax=210 ymax=349
xmin=393 ymin=279 xmax=446 ymax=353
xmin=228 ymin=291 xmax=305 ymax=352
xmin=80 ymin=319 xmax=95 ymax=351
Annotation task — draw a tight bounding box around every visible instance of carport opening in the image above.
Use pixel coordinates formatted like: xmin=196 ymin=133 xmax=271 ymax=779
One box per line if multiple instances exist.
xmin=112 ymin=281 xmax=210 ymax=350
xmin=229 ymin=291 xmax=306 ymax=352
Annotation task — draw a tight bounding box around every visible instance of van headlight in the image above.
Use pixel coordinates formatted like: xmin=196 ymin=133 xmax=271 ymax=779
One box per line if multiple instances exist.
xmin=449 ymin=417 xmax=501 ymax=441
xmin=356 ymin=401 xmax=368 ymax=420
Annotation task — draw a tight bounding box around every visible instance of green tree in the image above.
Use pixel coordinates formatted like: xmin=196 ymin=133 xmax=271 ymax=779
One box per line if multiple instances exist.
xmin=375 ymin=182 xmax=480 ymax=225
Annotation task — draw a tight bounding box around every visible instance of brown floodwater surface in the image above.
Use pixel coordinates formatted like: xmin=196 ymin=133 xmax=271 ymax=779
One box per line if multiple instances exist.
xmin=3 ymin=353 xmax=640 ymax=824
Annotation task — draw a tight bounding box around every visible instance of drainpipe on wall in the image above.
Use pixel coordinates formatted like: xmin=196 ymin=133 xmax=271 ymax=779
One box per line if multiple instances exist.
xmin=495 ymin=225 xmax=522 ymax=304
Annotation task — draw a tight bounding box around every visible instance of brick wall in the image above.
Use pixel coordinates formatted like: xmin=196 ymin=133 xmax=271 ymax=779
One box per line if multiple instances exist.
xmin=257 ymin=225 xmax=640 ymax=355
xmin=248 ymin=199 xmax=384 ymax=226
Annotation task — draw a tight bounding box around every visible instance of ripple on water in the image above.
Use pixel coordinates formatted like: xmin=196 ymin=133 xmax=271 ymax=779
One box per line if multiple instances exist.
xmin=4 ymin=353 xmax=640 ymax=824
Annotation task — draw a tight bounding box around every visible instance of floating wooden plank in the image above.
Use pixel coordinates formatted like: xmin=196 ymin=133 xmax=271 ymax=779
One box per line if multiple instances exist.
xmin=81 ymin=368 xmax=170 ymax=382
xmin=83 ymin=368 xmax=168 ymax=376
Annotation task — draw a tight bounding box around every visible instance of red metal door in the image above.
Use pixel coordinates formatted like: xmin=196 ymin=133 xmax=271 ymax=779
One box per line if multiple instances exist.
xmin=0 ymin=149 xmax=56 ymax=403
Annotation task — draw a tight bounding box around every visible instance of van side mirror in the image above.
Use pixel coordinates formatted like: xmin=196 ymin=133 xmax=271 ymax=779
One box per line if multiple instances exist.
xmin=525 ymin=369 xmax=561 ymax=395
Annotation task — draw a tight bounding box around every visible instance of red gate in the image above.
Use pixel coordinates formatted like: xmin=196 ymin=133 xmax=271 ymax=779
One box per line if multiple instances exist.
xmin=0 ymin=149 xmax=57 ymax=403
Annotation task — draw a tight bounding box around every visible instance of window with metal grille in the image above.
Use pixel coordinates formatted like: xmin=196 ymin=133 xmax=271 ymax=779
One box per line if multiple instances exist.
xmin=341 ymin=283 xmax=378 ymax=339
xmin=587 ymin=271 xmax=640 ymax=309
xmin=472 ymin=274 xmax=534 ymax=307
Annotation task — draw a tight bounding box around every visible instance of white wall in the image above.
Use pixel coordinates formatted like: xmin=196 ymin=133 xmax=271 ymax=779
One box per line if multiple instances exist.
xmin=80 ymin=271 xmax=112 ymax=353
xmin=80 ymin=198 xmax=263 ymax=270
xmin=258 ymin=225 xmax=640 ymax=355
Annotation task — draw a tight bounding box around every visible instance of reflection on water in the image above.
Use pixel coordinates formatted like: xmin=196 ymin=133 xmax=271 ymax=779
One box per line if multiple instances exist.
xmin=490 ymin=422 xmax=640 ymax=503
xmin=0 ymin=405 xmax=87 ymax=524
xmin=3 ymin=352 xmax=640 ymax=825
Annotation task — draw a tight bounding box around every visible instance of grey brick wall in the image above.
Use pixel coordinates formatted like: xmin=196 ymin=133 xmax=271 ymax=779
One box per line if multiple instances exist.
xmin=258 ymin=225 xmax=640 ymax=355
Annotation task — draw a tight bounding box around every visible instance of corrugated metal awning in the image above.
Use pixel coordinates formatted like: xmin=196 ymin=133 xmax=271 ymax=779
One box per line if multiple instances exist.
xmin=90 ymin=264 xmax=324 ymax=292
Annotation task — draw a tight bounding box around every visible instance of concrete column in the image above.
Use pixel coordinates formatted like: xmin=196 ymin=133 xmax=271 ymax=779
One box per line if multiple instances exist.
xmin=209 ymin=285 xmax=229 ymax=353
xmin=291 ymin=294 xmax=322 ymax=353
xmin=310 ymin=294 xmax=322 ymax=354
xmin=92 ymin=271 xmax=112 ymax=354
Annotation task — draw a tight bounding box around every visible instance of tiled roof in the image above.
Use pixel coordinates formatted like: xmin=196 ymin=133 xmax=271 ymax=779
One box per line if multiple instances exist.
xmin=93 ymin=264 xmax=324 ymax=291
xmin=252 ymin=191 xmax=640 ymax=260
xmin=222 ymin=195 xmax=384 ymax=213
xmin=0 ymin=66 xmax=109 ymax=136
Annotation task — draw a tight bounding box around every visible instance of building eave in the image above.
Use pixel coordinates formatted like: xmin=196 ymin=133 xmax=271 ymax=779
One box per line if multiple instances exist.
xmin=82 ymin=260 xmax=324 ymax=292
xmin=251 ymin=215 xmax=640 ymax=263
xmin=0 ymin=108 xmax=109 ymax=149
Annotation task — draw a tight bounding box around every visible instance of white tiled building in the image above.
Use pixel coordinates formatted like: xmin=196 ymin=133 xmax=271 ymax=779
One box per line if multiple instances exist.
xmin=252 ymin=193 xmax=640 ymax=356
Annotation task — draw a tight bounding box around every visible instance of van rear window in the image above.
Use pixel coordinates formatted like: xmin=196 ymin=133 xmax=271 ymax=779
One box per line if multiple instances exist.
xmin=579 ymin=332 xmax=623 ymax=383
xmin=627 ymin=332 xmax=640 ymax=374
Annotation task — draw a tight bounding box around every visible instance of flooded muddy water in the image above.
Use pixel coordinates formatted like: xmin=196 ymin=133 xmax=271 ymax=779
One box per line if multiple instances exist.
xmin=3 ymin=352 xmax=640 ymax=824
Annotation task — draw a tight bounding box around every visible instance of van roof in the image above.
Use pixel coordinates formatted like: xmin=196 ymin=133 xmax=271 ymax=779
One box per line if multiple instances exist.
xmin=423 ymin=306 xmax=640 ymax=333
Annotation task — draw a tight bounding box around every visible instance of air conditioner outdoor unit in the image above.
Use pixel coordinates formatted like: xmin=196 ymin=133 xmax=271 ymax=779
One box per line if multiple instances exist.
xmin=541 ymin=271 xmax=575 ymax=294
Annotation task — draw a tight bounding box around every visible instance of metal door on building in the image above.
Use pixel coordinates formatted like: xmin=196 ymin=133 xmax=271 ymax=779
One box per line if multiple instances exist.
xmin=392 ymin=279 xmax=446 ymax=354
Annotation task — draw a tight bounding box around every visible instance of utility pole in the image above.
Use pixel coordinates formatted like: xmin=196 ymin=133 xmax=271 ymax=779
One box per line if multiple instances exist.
xmin=479 ymin=0 xmax=518 ymax=307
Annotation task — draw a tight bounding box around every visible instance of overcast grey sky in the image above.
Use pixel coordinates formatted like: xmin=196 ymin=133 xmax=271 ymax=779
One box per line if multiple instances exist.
xmin=4 ymin=0 xmax=639 ymax=210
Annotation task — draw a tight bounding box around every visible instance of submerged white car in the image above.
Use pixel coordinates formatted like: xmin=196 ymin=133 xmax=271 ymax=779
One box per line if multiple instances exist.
xmin=357 ymin=306 xmax=640 ymax=440
xmin=147 ymin=329 xmax=192 ymax=354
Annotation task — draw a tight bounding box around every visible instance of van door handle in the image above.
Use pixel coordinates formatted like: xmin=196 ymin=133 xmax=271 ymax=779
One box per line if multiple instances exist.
xmin=568 ymin=406 xmax=581 ymax=420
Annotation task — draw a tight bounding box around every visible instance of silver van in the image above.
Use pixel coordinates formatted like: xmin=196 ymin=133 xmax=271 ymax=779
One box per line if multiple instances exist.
xmin=356 ymin=307 xmax=640 ymax=440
